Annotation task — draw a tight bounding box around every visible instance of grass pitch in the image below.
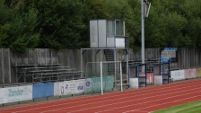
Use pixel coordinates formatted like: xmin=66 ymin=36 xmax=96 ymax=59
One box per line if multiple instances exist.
xmin=153 ymin=100 xmax=201 ymax=113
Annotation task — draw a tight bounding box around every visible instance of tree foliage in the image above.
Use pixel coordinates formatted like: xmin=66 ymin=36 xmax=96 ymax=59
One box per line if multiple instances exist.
xmin=0 ymin=0 xmax=39 ymax=52
xmin=0 ymin=0 xmax=201 ymax=52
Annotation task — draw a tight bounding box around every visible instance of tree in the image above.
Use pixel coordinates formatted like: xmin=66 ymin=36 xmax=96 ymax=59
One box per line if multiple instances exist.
xmin=0 ymin=0 xmax=39 ymax=52
xmin=1 ymin=0 xmax=201 ymax=51
xmin=0 ymin=0 xmax=9 ymax=47
xmin=31 ymin=0 xmax=86 ymax=49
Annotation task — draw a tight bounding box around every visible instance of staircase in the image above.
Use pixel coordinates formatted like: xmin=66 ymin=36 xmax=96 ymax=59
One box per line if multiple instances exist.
xmin=104 ymin=49 xmax=114 ymax=61
xmin=104 ymin=49 xmax=115 ymax=75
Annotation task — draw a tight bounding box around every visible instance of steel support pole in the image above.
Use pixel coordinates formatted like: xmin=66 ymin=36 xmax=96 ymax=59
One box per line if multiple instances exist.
xmin=141 ymin=0 xmax=145 ymax=72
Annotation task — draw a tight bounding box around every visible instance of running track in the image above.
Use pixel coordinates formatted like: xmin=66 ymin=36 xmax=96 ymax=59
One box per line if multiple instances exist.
xmin=1 ymin=79 xmax=201 ymax=113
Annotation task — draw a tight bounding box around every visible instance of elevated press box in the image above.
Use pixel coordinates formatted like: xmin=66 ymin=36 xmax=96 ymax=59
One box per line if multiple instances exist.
xmin=90 ymin=19 xmax=127 ymax=48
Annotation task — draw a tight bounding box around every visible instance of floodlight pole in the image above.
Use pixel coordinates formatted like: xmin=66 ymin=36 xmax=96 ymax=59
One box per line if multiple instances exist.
xmin=141 ymin=0 xmax=145 ymax=69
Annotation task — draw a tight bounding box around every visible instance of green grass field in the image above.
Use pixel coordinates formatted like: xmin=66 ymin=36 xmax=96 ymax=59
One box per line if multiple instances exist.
xmin=153 ymin=100 xmax=201 ymax=113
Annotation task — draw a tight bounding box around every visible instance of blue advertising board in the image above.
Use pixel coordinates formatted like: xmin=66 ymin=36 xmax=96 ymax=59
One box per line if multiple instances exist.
xmin=33 ymin=83 xmax=54 ymax=99
xmin=161 ymin=48 xmax=177 ymax=62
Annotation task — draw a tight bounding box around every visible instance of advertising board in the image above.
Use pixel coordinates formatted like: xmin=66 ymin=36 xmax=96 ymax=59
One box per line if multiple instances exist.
xmin=197 ymin=68 xmax=201 ymax=77
xmin=59 ymin=79 xmax=85 ymax=96
xmin=171 ymin=70 xmax=185 ymax=81
xmin=161 ymin=48 xmax=177 ymax=62
xmin=3 ymin=85 xmax=32 ymax=103
xmin=184 ymin=68 xmax=197 ymax=79
xmin=0 ymin=88 xmax=4 ymax=104
xmin=54 ymin=82 xmax=60 ymax=96
xmin=32 ymin=83 xmax=54 ymax=99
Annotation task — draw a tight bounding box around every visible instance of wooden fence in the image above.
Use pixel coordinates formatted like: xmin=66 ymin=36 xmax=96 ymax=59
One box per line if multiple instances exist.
xmin=1 ymin=48 xmax=201 ymax=84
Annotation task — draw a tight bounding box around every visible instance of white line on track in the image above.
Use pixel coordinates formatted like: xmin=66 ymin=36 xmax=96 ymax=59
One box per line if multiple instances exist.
xmin=10 ymin=80 xmax=201 ymax=113
xmin=1 ymin=79 xmax=201 ymax=113
xmin=122 ymin=95 xmax=201 ymax=113
xmin=40 ymin=84 xmax=201 ymax=113
xmin=0 ymin=80 xmax=197 ymax=111
xmin=67 ymin=89 xmax=201 ymax=113
xmin=0 ymin=80 xmax=198 ymax=111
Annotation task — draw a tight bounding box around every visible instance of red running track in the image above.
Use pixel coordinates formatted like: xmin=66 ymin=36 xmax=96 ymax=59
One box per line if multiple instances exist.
xmin=1 ymin=79 xmax=201 ymax=113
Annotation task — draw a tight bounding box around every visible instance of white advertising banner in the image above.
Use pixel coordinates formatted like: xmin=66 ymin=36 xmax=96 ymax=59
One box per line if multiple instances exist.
xmin=54 ymin=82 xmax=60 ymax=96
xmin=76 ymin=79 xmax=85 ymax=94
xmin=0 ymin=88 xmax=4 ymax=104
xmin=184 ymin=68 xmax=197 ymax=79
xmin=66 ymin=80 xmax=77 ymax=95
xmin=84 ymin=78 xmax=92 ymax=92
xmin=59 ymin=79 xmax=85 ymax=96
xmin=59 ymin=81 xmax=67 ymax=95
xmin=171 ymin=70 xmax=185 ymax=81
xmin=3 ymin=85 xmax=32 ymax=104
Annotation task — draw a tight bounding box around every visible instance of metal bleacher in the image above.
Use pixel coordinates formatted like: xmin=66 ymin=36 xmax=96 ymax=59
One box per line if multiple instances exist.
xmin=16 ymin=64 xmax=83 ymax=83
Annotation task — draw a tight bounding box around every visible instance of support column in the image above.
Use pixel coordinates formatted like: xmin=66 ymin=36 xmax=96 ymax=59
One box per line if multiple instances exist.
xmin=1 ymin=48 xmax=5 ymax=83
xmin=8 ymin=49 xmax=11 ymax=83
